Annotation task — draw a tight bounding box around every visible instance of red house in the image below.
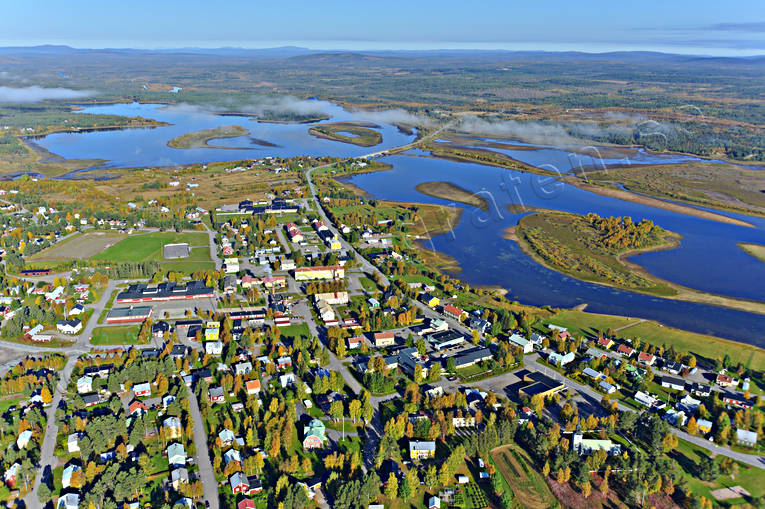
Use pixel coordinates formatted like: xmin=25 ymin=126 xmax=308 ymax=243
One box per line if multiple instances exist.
xmin=597 ymin=337 xmax=614 ymax=349
xmin=443 ymin=304 xmax=465 ymax=320
xmin=128 ymin=400 xmax=147 ymax=416
xmin=617 ymin=344 xmax=634 ymax=357
xmin=238 ymin=500 xmax=256 ymax=509
xmin=230 ymin=472 xmax=249 ymax=494
xmin=638 ymin=352 xmax=656 ymax=366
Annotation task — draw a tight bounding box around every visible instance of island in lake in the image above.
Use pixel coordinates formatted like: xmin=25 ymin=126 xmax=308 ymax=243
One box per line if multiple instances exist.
xmin=415 ymin=181 xmax=488 ymax=210
xmin=167 ymin=125 xmax=249 ymax=149
xmin=308 ymin=121 xmax=382 ymax=147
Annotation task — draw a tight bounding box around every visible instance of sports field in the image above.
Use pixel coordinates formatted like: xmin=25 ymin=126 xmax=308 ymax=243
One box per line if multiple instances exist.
xmin=27 ymin=231 xmax=127 ymax=261
xmin=92 ymin=231 xmax=210 ymax=263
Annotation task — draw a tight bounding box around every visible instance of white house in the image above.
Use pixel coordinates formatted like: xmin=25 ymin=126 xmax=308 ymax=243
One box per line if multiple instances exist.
xmin=167 ymin=443 xmax=186 ymax=466
xmin=16 ymin=429 xmax=33 ymax=449
xmin=508 ymin=333 xmax=533 ymax=354
xmin=205 ymin=341 xmax=224 ymax=356
xmin=77 ymin=375 xmax=93 ymax=394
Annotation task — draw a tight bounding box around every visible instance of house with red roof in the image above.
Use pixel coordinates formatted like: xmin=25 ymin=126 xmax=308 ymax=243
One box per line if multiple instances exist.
xmin=617 ymin=344 xmax=634 ymax=357
xmin=443 ymin=304 xmax=465 ymax=321
xmin=638 ymin=352 xmax=656 ymax=366
xmin=128 ymin=400 xmax=147 ymax=416
xmin=597 ymin=337 xmax=614 ymax=349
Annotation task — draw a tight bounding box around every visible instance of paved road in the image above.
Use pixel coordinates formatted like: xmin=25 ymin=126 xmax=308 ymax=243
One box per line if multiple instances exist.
xmin=25 ymin=354 xmax=78 ymax=509
xmin=188 ymin=387 xmax=220 ymax=508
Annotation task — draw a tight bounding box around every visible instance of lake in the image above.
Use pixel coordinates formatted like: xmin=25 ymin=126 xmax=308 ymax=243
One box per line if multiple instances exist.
xmin=348 ymin=155 xmax=765 ymax=345
xmin=31 ymin=102 xmax=414 ymax=170
xmin=30 ymin=102 xmax=765 ymax=344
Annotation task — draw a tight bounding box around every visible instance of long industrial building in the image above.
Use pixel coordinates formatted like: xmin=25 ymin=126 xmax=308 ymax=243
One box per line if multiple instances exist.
xmin=116 ymin=281 xmax=214 ymax=303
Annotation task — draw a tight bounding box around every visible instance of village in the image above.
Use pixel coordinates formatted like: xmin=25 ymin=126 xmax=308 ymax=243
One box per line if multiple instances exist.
xmin=0 ymin=155 xmax=761 ymax=509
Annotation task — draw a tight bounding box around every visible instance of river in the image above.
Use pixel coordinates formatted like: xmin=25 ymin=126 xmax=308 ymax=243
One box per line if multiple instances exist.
xmin=30 ymin=102 xmax=765 ymax=344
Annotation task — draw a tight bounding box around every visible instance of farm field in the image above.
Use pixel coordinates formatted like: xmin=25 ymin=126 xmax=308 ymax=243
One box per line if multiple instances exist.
xmin=490 ymin=445 xmax=556 ymax=509
xmin=91 ymin=231 xmax=210 ymax=263
xmin=27 ymin=231 xmax=127 ymax=261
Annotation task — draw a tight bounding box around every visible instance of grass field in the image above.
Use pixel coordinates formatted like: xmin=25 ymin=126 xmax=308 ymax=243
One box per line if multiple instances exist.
xmin=490 ymin=445 xmax=556 ymax=509
xmin=90 ymin=325 xmax=141 ymax=345
xmin=92 ymin=231 xmax=210 ymax=263
xmin=0 ymin=395 xmax=23 ymax=414
xmin=672 ymin=438 xmax=765 ymax=503
xmin=543 ymin=310 xmax=765 ymax=371
xmin=27 ymin=231 xmax=127 ymax=261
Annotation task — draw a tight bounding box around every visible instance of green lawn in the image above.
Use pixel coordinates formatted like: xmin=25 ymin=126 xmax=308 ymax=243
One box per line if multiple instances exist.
xmin=277 ymin=323 xmax=311 ymax=342
xmin=90 ymin=325 xmax=142 ymax=345
xmin=92 ymin=231 xmax=210 ymax=263
xmin=672 ymin=438 xmax=765 ymax=503
xmin=543 ymin=310 xmax=765 ymax=371
xmin=0 ymin=395 xmax=23 ymax=413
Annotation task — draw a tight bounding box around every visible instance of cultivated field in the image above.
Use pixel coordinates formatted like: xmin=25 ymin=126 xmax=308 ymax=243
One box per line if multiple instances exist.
xmin=27 ymin=231 xmax=127 ymax=261
xmin=490 ymin=445 xmax=556 ymax=509
xmin=92 ymin=231 xmax=210 ymax=263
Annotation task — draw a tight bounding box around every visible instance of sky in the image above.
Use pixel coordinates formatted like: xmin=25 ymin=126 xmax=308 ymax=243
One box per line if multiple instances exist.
xmin=1 ymin=1 xmax=764 ymax=56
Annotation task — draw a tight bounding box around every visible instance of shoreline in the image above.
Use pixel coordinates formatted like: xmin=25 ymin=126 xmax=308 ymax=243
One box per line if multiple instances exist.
xmin=414 ymin=181 xmax=489 ymax=211
xmin=563 ymin=177 xmax=754 ymax=227
xmin=504 ymin=216 xmax=765 ymax=316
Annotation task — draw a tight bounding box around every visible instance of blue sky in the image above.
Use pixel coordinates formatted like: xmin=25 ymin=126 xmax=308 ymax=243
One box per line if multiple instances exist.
xmin=2 ymin=1 xmax=764 ymax=55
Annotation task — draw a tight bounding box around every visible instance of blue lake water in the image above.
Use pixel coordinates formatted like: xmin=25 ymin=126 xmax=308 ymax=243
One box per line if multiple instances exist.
xmin=348 ymin=155 xmax=765 ymax=344
xmin=29 ymin=102 xmax=765 ymax=344
xmin=31 ymin=102 xmax=414 ymax=170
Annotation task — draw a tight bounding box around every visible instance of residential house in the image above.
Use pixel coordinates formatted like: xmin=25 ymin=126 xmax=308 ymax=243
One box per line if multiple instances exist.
xmin=230 ymin=472 xmax=250 ymax=494
xmin=583 ymin=367 xmax=604 ymax=380
xmin=128 ymin=400 xmax=147 ymax=416
xmin=77 ymin=375 xmax=93 ymax=394
xmin=224 ymin=448 xmax=242 ymax=466
xmin=209 ymin=386 xmax=225 ymax=404
xmin=443 ymin=305 xmax=465 ymax=321
xmin=62 ymin=464 xmax=82 ymax=489
xmin=638 ymin=352 xmax=656 ymax=366
xmin=572 ymin=433 xmax=621 ymax=455
xmin=429 ymin=496 xmax=442 ymax=509
xmin=373 ymin=331 xmax=395 ymax=348
xmin=133 ymin=382 xmax=151 ymax=398
xmin=277 ymin=356 xmax=292 ymax=369
xmin=163 ymin=417 xmax=183 ymax=439
xmin=303 ymin=419 xmax=326 ymax=450
xmin=421 ymin=293 xmax=439 ymax=308
xmin=245 ymin=379 xmax=261 ymax=396
xmin=205 ymin=341 xmax=223 ymax=356
xmin=409 ymin=440 xmax=436 ymax=460
xmin=599 ymin=380 xmax=617 ymax=394
xmin=722 ymin=394 xmax=754 ymax=409
xmin=4 ymin=462 xmax=19 ymax=488
xmin=16 ymin=430 xmax=32 ymax=449
xmin=597 ymin=337 xmax=614 ymax=349
xmin=67 ymin=433 xmax=81 ymax=453
xmin=736 ymin=429 xmax=758 ymax=448
xmin=171 ymin=468 xmax=189 ymax=490
xmin=548 ymin=351 xmax=575 ymax=367
xmin=508 ymin=333 xmax=533 ymax=354
xmin=167 ymin=443 xmax=186 ymax=467
xmin=56 ymin=319 xmax=82 ymax=334
xmin=697 ymin=419 xmax=713 ymax=434
xmin=689 ymin=383 xmax=712 ymax=397
xmin=219 ymin=429 xmax=235 ymax=447
xmin=347 ymin=336 xmax=364 ymax=350
xmin=661 ymin=376 xmax=686 ymax=392
xmin=57 ymin=493 xmax=80 ymax=509
xmin=617 ymin=344 xmax=634 ymax=357
xmin=716 ymin=373 xmax=737 ymax=387
xmin=235 ymin=361 xmax=253 ymax=376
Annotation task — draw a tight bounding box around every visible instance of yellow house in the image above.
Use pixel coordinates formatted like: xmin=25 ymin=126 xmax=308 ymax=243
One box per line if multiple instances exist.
xmin=697 ymin=419 xmax=713 ymax=434
xmin=421 ymin=293 xmax=439 ymax=308
xmin=328 ymin=238 xmax=342 ymax=251
xmin=204 ymin=321 xmax=220 ymax=340
xmin=409 ymin=440 xmax=436 ymax=460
